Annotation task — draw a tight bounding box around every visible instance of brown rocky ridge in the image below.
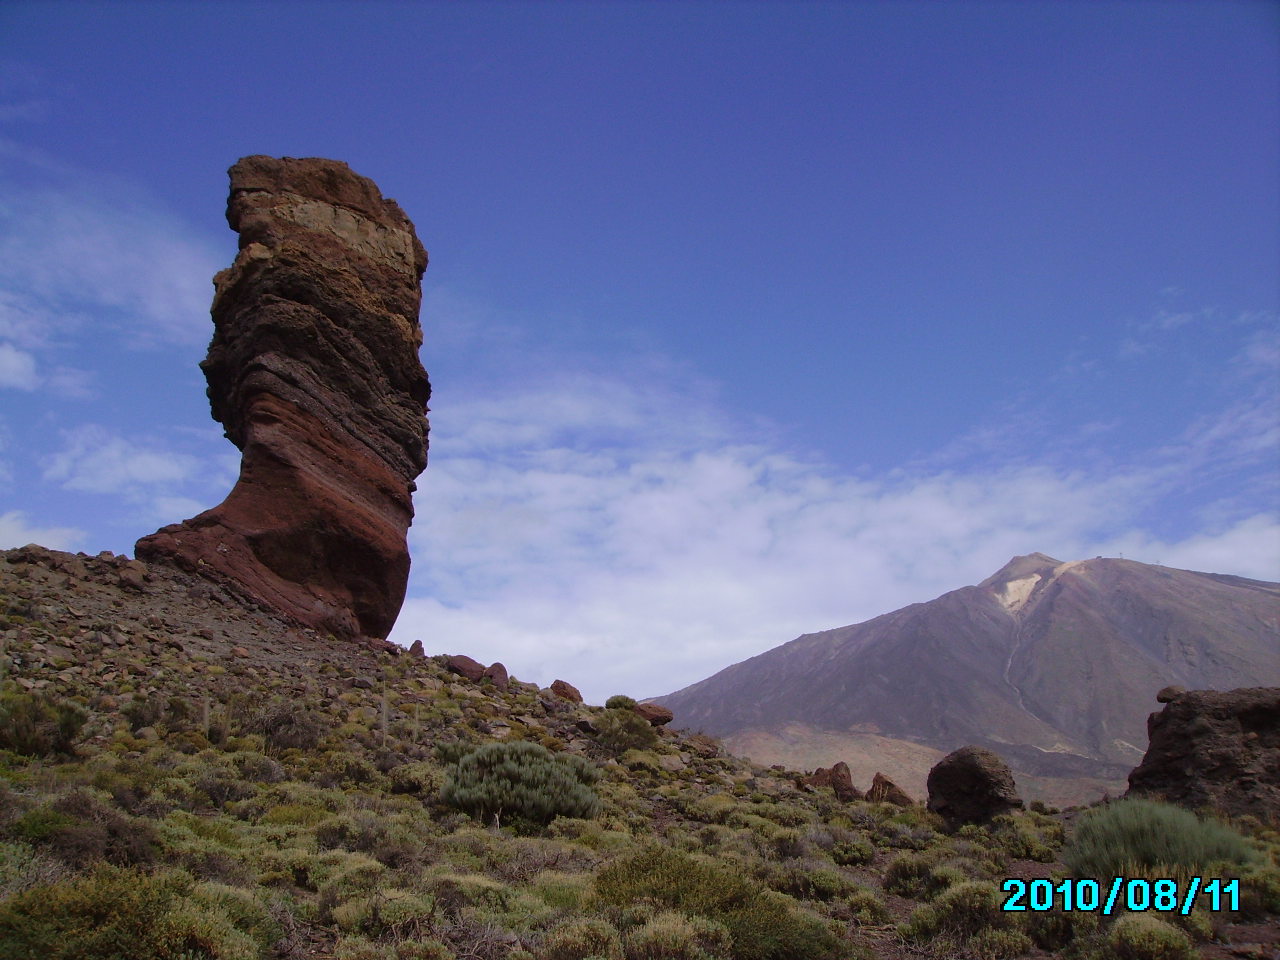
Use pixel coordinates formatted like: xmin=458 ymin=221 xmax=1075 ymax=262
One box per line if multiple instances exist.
xmin=136 ymin=155 xmax=430 ymax=641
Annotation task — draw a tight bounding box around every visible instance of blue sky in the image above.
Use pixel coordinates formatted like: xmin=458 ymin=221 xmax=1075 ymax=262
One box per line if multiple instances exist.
xmin=1 ymin=1 xmax=1277 ymax=702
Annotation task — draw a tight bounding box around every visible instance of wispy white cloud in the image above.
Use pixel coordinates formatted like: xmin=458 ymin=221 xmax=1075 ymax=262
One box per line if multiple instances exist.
xmin=0 ymin=184 xmax=220 ymax=349
xmin=0 ymin=510 xmax=83 ymax=551
xmin=391 ymin=352 xmax=1280 ymax=704
xmin=0 ymin=341 xmax=39 ymax=390
xmin=42 ymin=425 xmax=203 ymax=495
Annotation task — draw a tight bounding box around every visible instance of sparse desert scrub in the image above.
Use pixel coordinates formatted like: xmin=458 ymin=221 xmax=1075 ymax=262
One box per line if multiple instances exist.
xmin=0 ymin=863 xmax=263 ymax=960
xmin=1105 ymin=912 xmax=1197 ymax=960
xmin=593 ymin=846 xmax=844 ymax=960
xmin=899 ymin=880 xmax=1031 ymax=957
xmin=0 ymin=685 xmax=86 ymax=757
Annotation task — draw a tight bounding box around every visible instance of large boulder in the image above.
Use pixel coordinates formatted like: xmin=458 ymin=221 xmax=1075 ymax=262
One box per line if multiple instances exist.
xmin=137 ymin=156 xmax=430 ymax=640
xmin=926 ymin=745 xmax=1023 ymax=825
xmin=1126 ymin=687 xmax=1280 ymax=821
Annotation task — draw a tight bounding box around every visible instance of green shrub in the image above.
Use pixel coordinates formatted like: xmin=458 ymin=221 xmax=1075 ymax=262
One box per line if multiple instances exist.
xmin=0 ymin=686 xmax=86 ymax=756
xmin=624 ymin=910 xmax=733 ymax=959
xmin=594 ymin=846 xmax=842 ymax=960
xmin=845 ymin=886 xmax=889 ymax=925
xmin=595 ymin=708 xmax=660 ymax=755
xmin=442 ymin=741 xmax=601 ymax=831
xmin=605 ymin=695 xmax=638 ymax=711
xmin=0 ymin=864 xmax=257 ymax=960
xmin=1107 ymin=913 xmax=1196 ymax=960
xmin=541 ymin=916 xmax=623 ymax=960
xmin=241 ymin=698 xmax=327 ymax=753
xmin=830 ymin=835 xmax=875 ymax=866
xmin=900 ymin=881 xmax=1022 ymax=947
xmin=1024 ymin=904 xmax=1098 ymax=951
xmin=1063 ymin=798 xmax=1257 ymax=878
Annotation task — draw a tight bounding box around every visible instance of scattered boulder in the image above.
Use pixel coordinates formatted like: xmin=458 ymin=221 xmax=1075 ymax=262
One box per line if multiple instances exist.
xmin=408 ymin=639 xmax=424 ymax=657
xmin=136 ymin=155 xmax=431 ymax=641
xmin=635 ymin=702 xmax=674 ymax=726
xmin=445 ymin=655 xmax=485 ymax=682
xmin=866 ymin=771 xmax=914 ymax=806
xmin=549 ymin=679 xmax=583 ymax=703
xmin=926 ymin=745 xmax=1023 ymax=825
xmin=1126 ymin=687 xmax=1280 ymax=821
xmin=482 ymin=662 xmax=509 ymax=692
xmin=807 ymin=761 xmax=862 ymax=802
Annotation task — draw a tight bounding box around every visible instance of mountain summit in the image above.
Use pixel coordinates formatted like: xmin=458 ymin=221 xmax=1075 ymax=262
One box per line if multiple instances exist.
xmin=657 ymin=554 xmax=1280 ymax=805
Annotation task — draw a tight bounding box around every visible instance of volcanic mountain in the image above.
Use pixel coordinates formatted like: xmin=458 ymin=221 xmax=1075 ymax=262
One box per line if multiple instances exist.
xmin=657 ymin=553 xmax=1280 ymax=806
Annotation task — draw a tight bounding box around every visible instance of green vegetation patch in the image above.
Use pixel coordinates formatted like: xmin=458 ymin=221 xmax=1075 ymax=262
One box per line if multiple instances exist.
xmin=594 ymin=846 xmax=843 ymax=960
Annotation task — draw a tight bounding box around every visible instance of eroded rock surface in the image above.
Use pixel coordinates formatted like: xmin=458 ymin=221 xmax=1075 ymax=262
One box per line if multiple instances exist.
xmin=137 ymin=156 xmax=430 ymax=639
xmin=1126 ymin=687 xmax=1280 ymax=821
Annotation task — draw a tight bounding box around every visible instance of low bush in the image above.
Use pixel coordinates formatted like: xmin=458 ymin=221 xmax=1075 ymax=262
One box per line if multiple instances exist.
xmin=604 ymin=695 xmax=638 ymax=711
xmin=0 ymin=863 xmax=259 ymax=960
xmin=1106 ymin=912 xmax=1196 ymax=960
xmin=1064 ymin=798 xmax=1257 ymax=878
xmin=899 ymin=880 xmax=1024 ymax=950
xmin=595 ymin=707 xmax=660 ymax=755
xmin=623 ymin=910 xmax=733 ymax=960
xmin=0 ymin=686 xmax=86 ymax=756
xmin=442 ymin=741 xmax=601 ymax=831
xmin=594 ymin=846 xmax=843 ymax=960
xmin=541 ymin=916 xmax=623 ymax=960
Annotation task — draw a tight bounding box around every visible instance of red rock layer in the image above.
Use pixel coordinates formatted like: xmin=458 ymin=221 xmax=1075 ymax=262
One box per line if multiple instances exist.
xmin=137 ymin=156 xmax=430 ymax=639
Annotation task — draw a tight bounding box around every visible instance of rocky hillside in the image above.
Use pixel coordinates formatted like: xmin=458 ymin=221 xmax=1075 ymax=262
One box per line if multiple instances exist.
xmin=657 ymin=553 xmax=1280 ymax=807
xmin=2 ymin=543 xmax=1277 ymax=960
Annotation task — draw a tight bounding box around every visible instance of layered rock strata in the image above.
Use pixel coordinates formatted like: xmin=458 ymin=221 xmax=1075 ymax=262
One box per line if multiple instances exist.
xmin=137 ymin=156 xmax=430 ymax=639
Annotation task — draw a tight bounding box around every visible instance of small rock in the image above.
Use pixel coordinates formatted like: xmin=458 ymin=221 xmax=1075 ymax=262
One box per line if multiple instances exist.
xmin=574 ymin=718 xmax=598 ymax=735
xmin=408 ymin=639 xmax=425 ymax=657
xmin=1155 ymin=685 xmax=1186 ymax=703
xmin=659 ymin=754 xmax=687 ymax=773
xmin=550 ymin=679 xmax=582 ymax=703
xmin=135 ymin=726 xmax=159 ymax=741
xmin=866 ymin=771 xmax=914 ymax=806
xmin=351 ymin=676 xmax=375 ymax=690
xmin=445 ymin=654 xmax=486 ymax=682
xmin=635 ymin=702 xmax=674 ymax=726
xmin=117 ymin=560 xmax=149 ymax=591
xmin=231 ymin=646 xmax=250 ymax=658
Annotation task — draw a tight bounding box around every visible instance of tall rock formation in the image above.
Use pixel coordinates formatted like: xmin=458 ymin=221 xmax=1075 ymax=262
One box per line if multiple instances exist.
xmin=137 ymin=156 xmax=430 ymax=639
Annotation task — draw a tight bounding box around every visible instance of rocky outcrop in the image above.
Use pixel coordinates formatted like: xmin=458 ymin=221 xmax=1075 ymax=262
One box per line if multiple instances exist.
xmin=807 ymin=761 xmax=862 ymax=802
xmin=926 ymin=745 xmax=1023 ymax=825
xmin=1126 ymin=687 xmax=1280 ymax=821
xmin=136 ymin=156 xmax=430 ymax=640
xmin=867 ymin=771 xmax=914 ymax=806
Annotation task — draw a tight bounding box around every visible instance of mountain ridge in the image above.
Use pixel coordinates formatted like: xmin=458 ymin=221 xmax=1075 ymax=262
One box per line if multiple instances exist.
xmin=657 ymin=553 xmax=1280 ymax=805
